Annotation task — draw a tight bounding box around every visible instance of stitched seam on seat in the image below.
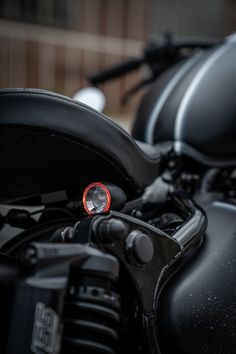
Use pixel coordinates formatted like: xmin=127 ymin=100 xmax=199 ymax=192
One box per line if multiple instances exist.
xmin=0 ymin=89 xmax=160 ymax=162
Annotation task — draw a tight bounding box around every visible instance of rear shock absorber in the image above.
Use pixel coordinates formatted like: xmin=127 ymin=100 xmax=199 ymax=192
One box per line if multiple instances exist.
xmin=61 ymin=251 xmax=120 ymax=354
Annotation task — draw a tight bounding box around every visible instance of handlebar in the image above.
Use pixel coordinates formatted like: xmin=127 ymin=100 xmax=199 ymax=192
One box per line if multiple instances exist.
xmin=89 ymin=57 xmax=143 ymax=85
xmin=88 ymin=37 xmax=218 ymax=86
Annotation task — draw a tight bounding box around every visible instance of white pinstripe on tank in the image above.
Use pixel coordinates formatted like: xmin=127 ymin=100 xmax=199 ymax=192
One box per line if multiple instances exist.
xmin=174 ymin=42 xmax=233 ymax=154
xmin=214 ymin=201 xmax=236 ymax=212
xmin=145 ymin=53 xmax=202 ymax=144
xmin=226 ymin=32 xmax=236 ymax=43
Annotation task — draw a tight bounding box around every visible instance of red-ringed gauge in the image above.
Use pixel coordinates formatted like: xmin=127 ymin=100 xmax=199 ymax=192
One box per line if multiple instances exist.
xmin=82 ymin=182 xmax=112 ymax=215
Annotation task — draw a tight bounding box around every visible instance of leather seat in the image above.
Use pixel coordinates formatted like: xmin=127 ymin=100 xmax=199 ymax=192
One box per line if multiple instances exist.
xmin=0 ymin=89 xmax=163 ymax=202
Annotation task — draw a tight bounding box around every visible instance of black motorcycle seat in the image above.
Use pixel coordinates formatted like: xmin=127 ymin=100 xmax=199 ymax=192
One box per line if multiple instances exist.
xmin=0 ymin=88 xmax=164 ymax=202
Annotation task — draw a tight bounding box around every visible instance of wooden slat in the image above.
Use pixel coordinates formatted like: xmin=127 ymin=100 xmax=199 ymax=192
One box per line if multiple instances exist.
xmin=0 ymin=0 xmax=148 ymax=114
xmin=0 ymin=36 xmax=10 ymax=87
xmin=26 ymin=40 xmax=39 ymax=87
xmin=54 ymin=45 xmax=66 ymax=93
xmin=102 ymin=54 xmax=123 ymax=114
xmin=38 ymin=42 xmax=56 ymax=91
xmin=106 ymin=0 xmax=124 ymax=38
xmin=10 ymin=38 xmax=27 ymax=87
xmin=129 ymin=0 xmax=150 ymax=40
xmin=0 ymin=19 xmax=143 ymax=56
xmin=82 ymin=0 xmax=101 ymax=34
xmin=64 ymin=47 xmax=83 ymax=97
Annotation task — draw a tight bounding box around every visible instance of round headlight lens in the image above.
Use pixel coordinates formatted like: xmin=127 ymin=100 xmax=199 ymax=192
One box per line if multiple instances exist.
xmin=83 ymin=182 xmax=111 ymax=215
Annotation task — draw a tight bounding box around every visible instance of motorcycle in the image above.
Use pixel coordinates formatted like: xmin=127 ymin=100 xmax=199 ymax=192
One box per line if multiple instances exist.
xmin=0 ymin=33 xmax=235 ymax=354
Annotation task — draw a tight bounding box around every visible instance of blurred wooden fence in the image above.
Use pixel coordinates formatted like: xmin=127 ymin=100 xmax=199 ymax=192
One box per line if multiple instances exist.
xmin=0 ymin=0 xmax=150 ymax=115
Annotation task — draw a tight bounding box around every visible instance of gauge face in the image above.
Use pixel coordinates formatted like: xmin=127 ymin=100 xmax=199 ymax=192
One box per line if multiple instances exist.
xmin=83 ymin=182 xmax=111 ymax=215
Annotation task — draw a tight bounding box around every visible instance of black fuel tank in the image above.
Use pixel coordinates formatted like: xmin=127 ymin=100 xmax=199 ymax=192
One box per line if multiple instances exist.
xmin=132 ymin=35 xmax=236 ymax=166
xmin=157 ymin=201 xmax=236 ymax=353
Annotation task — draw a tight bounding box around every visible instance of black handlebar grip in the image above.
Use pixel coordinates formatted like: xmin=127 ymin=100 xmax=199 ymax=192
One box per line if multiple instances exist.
xmin=89 ymin=57 xmax=143 ymax=85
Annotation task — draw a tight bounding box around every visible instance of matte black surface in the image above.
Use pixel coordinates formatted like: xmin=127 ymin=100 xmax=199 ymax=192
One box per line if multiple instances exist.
xmin=126 ymin=231 xmax=154 ymax=265
xmin=157 ymin=201 xmax=236 ymax=353
xmin=132 ymin=60 xmax=189 ymax=142
xmin=0 ymin=88 xmax=160 ymax=202
xmin=0 ymin=241 xmax=119 ymax=354
xmin=133 ymin=39 xmax=236 ymax=166
xmin=132 ymin=53 xmax=209 ymax=143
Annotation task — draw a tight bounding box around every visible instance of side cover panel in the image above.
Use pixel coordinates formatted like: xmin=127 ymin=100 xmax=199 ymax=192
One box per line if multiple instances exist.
xmin=157 ymin=201 xmax=236 ymax=353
